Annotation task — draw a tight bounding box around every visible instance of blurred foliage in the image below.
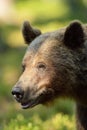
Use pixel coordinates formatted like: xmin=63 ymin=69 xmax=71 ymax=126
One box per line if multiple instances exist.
xmin=3 ymin=113 xmax=75 ymax=130
xmin=0 ymin=0 xmax=87 ymax=129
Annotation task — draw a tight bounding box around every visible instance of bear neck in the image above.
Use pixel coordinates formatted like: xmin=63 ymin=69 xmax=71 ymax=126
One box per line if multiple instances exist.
xmin=76 ymin=103 xmax=87 ymax=130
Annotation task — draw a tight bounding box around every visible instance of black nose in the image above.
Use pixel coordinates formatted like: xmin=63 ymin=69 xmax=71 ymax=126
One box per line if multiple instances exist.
xmin=11 ymin=87 xmax=24 ymax=102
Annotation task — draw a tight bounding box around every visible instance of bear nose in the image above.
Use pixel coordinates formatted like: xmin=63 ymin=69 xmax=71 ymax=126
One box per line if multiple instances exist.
xmin=11 ymin=87 xmax=24 ymax=102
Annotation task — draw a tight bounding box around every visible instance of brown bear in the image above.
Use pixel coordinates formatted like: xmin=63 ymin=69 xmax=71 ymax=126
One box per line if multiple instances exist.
xmin=12 ymin=20 xmax=87 ymax=130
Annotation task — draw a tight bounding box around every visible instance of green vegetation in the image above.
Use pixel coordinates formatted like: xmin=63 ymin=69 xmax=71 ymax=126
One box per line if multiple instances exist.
xmin=4 ymin=113 xmax=75 ymax=130
xmin=0 ymin=0 xmax=87 ymax=129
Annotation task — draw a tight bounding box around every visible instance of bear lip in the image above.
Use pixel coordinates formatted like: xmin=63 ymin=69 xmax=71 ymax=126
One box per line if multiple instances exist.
xmin=21 ymin=101 xmax=38 ymax=109
xmin=21 ymin=97 xmax=41 ymax=109
xmin=20 ymin=92 xmax=53 ymax=109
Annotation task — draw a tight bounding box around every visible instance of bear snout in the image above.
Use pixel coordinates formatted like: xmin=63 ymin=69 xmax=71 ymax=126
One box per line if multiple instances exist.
xmin=12 ymin=87 xmax=24 ymax=102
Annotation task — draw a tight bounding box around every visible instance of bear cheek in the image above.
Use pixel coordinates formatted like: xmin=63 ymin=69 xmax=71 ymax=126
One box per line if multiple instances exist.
xmin=38 ymin=73 xmax=55 ymax=92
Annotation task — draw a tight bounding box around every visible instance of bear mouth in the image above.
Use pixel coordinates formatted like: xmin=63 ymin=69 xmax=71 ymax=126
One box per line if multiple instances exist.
xmin=21 ymin=98 xmax=40 ymax=109
xmin=20 ymin=91 xmax=54 ymax=109
xmin=20 ymin=94 xmax=44 ymax=109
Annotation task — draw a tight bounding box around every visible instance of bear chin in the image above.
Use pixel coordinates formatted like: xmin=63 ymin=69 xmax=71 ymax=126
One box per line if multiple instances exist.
xmin=20 ymin=94 xmax=46 ymax=109
xmin=21 ymin=97 xmax=41 ymax=109
xmin=21 ymin=93 xmax=55 ymax=109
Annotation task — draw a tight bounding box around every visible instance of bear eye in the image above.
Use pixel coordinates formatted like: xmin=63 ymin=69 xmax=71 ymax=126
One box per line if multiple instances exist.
xmin=37 ymin=62 xmax=46 ymax=70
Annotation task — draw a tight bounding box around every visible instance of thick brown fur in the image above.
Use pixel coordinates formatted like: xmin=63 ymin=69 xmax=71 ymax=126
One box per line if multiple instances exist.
xmin=12 ymin=20 xmax=87 ymax=130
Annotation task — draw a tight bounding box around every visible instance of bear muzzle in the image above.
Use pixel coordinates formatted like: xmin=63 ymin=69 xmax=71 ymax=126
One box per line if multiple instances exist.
xmin=11 ymin=86 xmax=42 ymax=109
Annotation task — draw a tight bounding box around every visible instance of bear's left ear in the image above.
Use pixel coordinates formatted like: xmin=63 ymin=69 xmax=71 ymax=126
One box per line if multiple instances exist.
xmin=63 ymin=21 xmax=84 ymax=49
xmin=22 ymin=21 xmax=41 ymax=45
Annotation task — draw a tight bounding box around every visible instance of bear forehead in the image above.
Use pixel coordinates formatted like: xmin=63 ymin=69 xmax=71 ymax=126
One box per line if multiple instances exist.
xmin=27 ymin=29 xmax=64 ymax=52
xmin=22 ymin=28 xmax=65 ymax=64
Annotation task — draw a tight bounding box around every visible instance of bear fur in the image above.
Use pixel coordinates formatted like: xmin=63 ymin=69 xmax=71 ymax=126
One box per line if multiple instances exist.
xmin=12 ymin=20 xmax=87 ymax=130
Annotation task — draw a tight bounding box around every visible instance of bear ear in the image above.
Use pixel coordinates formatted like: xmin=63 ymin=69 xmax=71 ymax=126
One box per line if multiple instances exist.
xmin=22 ymin=21 xmax=41 ymax=44
xmin=63 ymin=21 xmax=84 ymax=49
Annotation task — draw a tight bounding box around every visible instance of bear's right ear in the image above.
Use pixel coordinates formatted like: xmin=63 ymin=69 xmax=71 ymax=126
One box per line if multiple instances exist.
xmin=22 ymin=21 xmax=41 ymax=44
xmin=63 ymin=21 xmax=84 ymax=49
